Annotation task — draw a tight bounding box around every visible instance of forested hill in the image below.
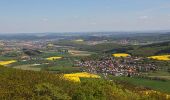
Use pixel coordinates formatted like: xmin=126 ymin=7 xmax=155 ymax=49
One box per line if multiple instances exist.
xmin=91 ymin=41 xmax=170 ymax=57
xmin=129 ymin=41 xmax=170 ymax=56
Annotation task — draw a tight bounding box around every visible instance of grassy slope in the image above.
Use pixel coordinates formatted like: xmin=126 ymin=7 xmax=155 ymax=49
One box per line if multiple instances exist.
xmin=112 ymin=76 xmax=170 ymax=93
xmin=129 ymin=41 xmax=170 ymax=57
xmin=0 ymin=67 xmax=155 ymax=100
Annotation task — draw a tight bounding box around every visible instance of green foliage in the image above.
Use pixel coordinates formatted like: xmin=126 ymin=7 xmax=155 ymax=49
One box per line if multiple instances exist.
xmin=73 ymin=78 xmax=143 ymax=100
xmin=168 ymin=68 xmax=170 ymax=73
xmin=0 ymin=67 xmax=168 ymax=99
xmin=34 ymin=83 xmax=71 ymax=100
xmin=3 ymin=51 xmax=21 ymax=57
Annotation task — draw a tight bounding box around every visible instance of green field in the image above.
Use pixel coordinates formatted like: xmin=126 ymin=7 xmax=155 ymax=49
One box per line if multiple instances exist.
xmin=0 ymin=56 xmax=16 ymax=60
xmin=111 ymin=76 xmax=170 ymax=93
xmin=13 ymin=64 xmax=41 ymax=71
xmin=47 ymin=66 xmax=80 ymax=73
xmin=39 ymin=51 xmax=70 ymax=58
xmin=147 ymin=71 xmax=170 ymax=76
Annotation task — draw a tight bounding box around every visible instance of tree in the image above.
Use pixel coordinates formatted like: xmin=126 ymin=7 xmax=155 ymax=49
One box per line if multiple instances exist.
xmin=34 ymin=83 xmax=71 ymax=100
xmin=168 ymin=68 xmax=170 ymax=73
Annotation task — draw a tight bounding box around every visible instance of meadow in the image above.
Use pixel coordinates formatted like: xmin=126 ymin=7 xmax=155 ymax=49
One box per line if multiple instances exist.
xmin=111 ymin=76 xmax=170 ymax=93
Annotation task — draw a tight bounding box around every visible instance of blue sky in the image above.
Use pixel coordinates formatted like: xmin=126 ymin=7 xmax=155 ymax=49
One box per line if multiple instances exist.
xmin=0 ymin=0 xmax=170 ymax=33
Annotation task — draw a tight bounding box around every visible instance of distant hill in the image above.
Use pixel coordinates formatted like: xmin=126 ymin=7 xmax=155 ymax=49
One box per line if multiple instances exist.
xmin=128 ymin=41 xmax=170 ymax=56
xmin=102 ymin=41 xmax=170 ymax=57
xmin=141 ymin=41 xmax=170 ymax=48
xmin=56 ymin=40 xmax=170 ymax=57
xmin=0 ymin=32 xmax=170 ymax=41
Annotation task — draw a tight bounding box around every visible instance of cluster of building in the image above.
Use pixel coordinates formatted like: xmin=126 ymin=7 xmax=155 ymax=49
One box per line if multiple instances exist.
xmin=76 ymin=56 xmax=157 ymax=77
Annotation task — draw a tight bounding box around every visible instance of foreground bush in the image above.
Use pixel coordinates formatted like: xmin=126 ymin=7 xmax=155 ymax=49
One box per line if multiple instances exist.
xmin=0 ymin=67 xmax=168 ymax=100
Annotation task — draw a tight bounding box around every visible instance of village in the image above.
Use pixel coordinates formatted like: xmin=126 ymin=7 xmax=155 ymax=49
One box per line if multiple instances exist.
xmin=76 ymin=55 xmax=158 ymax=77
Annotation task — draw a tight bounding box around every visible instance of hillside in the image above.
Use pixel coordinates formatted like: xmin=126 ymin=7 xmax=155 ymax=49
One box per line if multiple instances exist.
xmin=99 ymin=41 xmax=170 ymax=57
xmin=128 ymin=41 xmax=170 ymax=56
xmin=0 ymin=67 xmax=169 ymax=100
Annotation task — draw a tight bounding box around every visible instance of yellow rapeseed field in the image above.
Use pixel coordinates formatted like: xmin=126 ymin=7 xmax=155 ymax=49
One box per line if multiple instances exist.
xmin=46 ymin=56 xmax=62 ymax=60
xmin=112 ymin=53 xmax=130 ymax=57
xmin=63 ymin=72 xmax=100 ymax=82
xmin=148 ymin=55 xmax=170 ymax=61
xmin=0 ymin=60 xmax=17 ymax=66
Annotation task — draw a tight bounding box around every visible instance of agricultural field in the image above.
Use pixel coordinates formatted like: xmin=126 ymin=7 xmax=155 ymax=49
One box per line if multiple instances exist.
xmin=46 ymin=56 xmax=62 ymax=60
xmin=111 ymin=76 xmax=170 ymax=93
xmin=147 ymin=71 xmax=170 ymax=80
xmin=11 ymin=57 xmax=80 ymax=72
xmin=47 ymin=66 xmax=80 ymax=73
xmin=0 ymin=56 xmax=17 ymax=60
xmin=63 ymin=72 xmax=100 ymax=82
xmin=74 ymin=39 xmax=84 ymax=42
xmin=13 ymin=64 xmax=41 ymax=71
xmin=68 ymin=49 xmax=93 ymax=56
xmin=39 ymin=51 xmax=69 ymax=58
xmin=112 ymin=53 xmax=130 ymax=57
xmin=0 ymin=60 xmax=17 ymax=66
xmin=148 ymin=55 xmax=170 ymax=61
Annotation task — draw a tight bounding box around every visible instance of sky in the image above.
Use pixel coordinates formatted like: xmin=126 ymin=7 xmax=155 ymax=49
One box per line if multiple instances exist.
xmin=0 ymin=0 xmax=170 ymax=33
